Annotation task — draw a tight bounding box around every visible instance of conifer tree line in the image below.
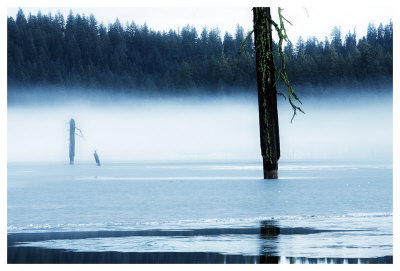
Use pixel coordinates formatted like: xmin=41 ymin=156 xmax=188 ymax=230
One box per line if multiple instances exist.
xmin=7 ymin=9 xmax=393 ymax=93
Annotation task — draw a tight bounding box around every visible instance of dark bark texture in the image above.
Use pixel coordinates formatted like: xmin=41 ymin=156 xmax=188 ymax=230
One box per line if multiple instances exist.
xmin=253 ymin=7 xmax=280 ymax=179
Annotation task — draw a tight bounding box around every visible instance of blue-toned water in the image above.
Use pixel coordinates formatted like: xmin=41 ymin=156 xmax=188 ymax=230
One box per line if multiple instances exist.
xmin=7 ymin=92 xmax=393 ymax=263
xmin=7 ymin=161 xmax=392 ymax=259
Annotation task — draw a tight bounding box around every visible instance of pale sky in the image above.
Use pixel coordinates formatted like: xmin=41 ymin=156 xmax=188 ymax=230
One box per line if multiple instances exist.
xmin=7 ymin=5 xmax=393 ymax=43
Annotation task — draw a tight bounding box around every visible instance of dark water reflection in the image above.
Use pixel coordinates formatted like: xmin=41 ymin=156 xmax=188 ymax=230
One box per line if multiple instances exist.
xmin=259 ymin=220 xmax=279 ymax=263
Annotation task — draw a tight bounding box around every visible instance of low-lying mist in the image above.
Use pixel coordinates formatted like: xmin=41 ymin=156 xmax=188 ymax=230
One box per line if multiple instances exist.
xmin=8 ymin=88 xmax=392 ymax=163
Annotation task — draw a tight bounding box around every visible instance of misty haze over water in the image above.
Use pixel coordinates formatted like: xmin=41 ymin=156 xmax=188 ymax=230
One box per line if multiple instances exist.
xmin=8 ymin=86 xmax=392 ymax=164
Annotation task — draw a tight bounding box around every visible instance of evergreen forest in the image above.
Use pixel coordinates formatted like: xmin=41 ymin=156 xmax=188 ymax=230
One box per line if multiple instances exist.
xmin=7 ymin=9 xmax=393 ymax=94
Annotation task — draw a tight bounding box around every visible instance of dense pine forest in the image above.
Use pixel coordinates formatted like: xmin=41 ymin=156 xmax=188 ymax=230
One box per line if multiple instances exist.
xmin=7 ymin=9 xmax=393 ymax=94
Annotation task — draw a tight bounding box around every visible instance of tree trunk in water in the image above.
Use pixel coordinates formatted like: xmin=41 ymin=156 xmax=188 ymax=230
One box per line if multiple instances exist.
xmin=69 ymin=118 xmax=75 ymax=165
xmin=253 ymin=7 xmax=280 ymax=179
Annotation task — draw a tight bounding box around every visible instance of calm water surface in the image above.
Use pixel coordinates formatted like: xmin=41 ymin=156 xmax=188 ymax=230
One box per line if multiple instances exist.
xmin=7 ymin=160 xmax=392 ymax=260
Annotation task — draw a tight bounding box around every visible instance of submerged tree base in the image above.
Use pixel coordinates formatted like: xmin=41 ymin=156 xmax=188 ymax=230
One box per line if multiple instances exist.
xmin=263 ymin=169 xmax=278 ymax=179
xmin=262 ymin=157 xmax=278 ymax=179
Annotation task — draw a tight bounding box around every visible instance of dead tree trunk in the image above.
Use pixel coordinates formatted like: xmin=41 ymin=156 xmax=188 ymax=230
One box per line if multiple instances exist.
xmin=253 ymin=7 xmax=280 ymax=179
xmin=69 ymin=118 xmax=75 ymax=165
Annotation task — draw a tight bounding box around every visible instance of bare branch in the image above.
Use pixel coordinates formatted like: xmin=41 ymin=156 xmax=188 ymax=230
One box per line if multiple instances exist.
xmin=270 ymin=7 xmax=305 ymax=122
xmin=237 ymin=29 xmax=254 ymax=61
xmin=75 ymin=127 xmax=84 ymax=138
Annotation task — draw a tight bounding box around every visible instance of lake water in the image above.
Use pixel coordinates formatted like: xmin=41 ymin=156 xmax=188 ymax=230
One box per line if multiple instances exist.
xmin=7 ymin=160 xmax=393 ymax=263
xmin=7 ymin=91 xmax=393 ymax=263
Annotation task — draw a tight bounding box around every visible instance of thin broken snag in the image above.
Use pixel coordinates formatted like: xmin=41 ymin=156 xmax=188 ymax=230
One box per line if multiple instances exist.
xmin=69 ymin=118 xmax=75 ymax=165
xmin=94 ymin=151 xmax=101 ymax=166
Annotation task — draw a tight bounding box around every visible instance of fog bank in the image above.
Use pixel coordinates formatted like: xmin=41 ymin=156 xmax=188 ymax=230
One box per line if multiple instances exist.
xmin=8 ymin=90 xmax=392 ymax=163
